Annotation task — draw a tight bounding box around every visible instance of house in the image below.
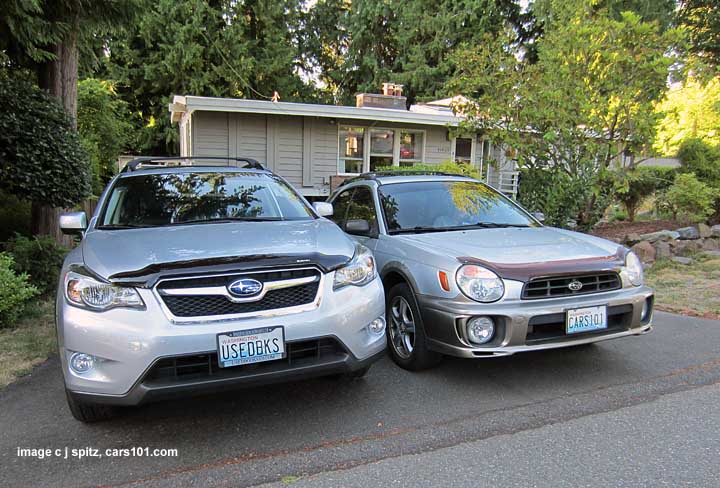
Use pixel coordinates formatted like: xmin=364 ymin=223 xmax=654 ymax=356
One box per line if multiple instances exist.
xmin=168 ymin=84 xmax=519 ymax=199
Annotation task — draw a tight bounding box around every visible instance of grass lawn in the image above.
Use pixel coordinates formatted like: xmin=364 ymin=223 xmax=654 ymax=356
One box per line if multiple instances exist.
xmin=0 ymin=299 xmax=56 ymax=388
xmin=645 ymin=254 xmax=720 ymax=320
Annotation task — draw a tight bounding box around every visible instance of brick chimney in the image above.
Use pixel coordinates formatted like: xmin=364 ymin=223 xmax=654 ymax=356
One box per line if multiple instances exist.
xmin=356 ymin=82 xmax=407 ymax=110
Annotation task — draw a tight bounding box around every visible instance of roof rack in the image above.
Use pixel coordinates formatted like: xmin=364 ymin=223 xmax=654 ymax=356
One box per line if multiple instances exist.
xmin=121 ymin=156 xmax=266 ymax=173
xmin=339 ymin=170 xmax=465 ymax=186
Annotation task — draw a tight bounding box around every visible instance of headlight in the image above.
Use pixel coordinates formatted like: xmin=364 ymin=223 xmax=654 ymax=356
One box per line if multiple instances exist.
xmin=456 ymin=265 xmax=505 ymax=303
xmin=625 ymin=251 xmax=644 ymax=286
xmin=65 ymin=271 xmax=144 ymax=311
xmin=333 ymin=245 xmax=376 ymax=290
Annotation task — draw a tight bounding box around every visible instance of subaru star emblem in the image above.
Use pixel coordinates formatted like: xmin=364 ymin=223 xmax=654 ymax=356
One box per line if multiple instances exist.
xmin=228 ymin=278 xmax=263 ymax=297
xmin=568 ymin=279 xmax=583 ymax=292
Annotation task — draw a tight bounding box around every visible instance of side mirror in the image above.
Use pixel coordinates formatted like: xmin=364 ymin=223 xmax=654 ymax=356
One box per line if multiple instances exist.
xmin=532 ymin=212 xmax=546 ymax=223
xmin=313 ymin=202 xmax=334 ymax=217
xmin=345 ymin=219 xmax=371 ymax=236
xmin=59 ymin=212 xmax=87 ymax=235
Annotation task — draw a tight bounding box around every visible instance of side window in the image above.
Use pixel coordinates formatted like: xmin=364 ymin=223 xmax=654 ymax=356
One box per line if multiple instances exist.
xmin=347 ymin=186 xmax=378 ymax=235
xmin=330 ymin=189 xmax=354 ymax=229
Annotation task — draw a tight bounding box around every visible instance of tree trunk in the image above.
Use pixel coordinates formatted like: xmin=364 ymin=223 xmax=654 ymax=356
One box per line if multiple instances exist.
xmin=33 ymin=21 xmax=79 ymax=243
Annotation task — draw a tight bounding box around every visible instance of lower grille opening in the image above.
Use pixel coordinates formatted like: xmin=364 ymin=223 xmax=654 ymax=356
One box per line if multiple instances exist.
xmin=142 ymin=338 xmax=346 ymax=385
xmin=525 ymin=304 xmax=633 ymax=344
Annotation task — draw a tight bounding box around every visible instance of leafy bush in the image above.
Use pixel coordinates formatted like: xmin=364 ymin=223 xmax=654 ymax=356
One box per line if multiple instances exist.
xmin=0 ymin=253 xmax=39 ymax=328
xmin=613 ymin=166 xmax=676 ymax=221
xmin=0 ymin=75 xmax=91 ymax=207
xmin=656 ymin=173 xmax=718 ymax=222
xmin=375 ymin=161 xmax=481 ymax=179
xmin=677 ymin=138 xmax=720 ymax=187
xmin=0 ymin=191 xmax=31 ymax=241
xmin=4 ymin=234 xmax=67 ymax=294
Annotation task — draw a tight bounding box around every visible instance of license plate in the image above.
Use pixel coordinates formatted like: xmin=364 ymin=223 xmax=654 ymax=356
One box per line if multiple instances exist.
xmin=216 ymin=326 xmax=285 ymax=368
xmin=566 ymin=305 xmax=607 ymax=334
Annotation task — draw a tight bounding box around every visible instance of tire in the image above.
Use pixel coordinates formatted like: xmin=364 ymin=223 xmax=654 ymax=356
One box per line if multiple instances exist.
xmin=65 ymin=390 xmax=116 ymax=423
xmin=386 ymin=283 xmax=442 ymax=371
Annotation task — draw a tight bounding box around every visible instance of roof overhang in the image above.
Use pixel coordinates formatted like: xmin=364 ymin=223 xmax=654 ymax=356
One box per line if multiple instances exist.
xmin=169 ymin=95 xmax=461 ymax=127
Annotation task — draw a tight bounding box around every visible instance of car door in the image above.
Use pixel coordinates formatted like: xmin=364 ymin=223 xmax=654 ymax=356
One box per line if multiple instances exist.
xmin=344 ymin=186 xmax=380 ymax=250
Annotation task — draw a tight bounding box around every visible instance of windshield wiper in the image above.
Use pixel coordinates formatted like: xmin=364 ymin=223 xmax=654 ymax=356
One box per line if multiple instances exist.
xmin=389 ymin=226 xmax=463 ymax=235
xmin=469 ymin=222 xmax=531 ymax=228
xmin=169 ymin=217 xmax=285 ymax=226
xmin=389 ymin=222 xmax=531 ymax=234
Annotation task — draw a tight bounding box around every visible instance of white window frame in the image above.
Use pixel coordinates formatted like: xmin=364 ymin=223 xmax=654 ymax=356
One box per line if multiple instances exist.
xmin=452 ymin=135 xmax=476 ymax=165
xmin=337 ymin=126 xmax=426 ymax=175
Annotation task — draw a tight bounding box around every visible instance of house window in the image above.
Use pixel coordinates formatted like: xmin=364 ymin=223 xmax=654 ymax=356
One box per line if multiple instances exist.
xmin=339 ymin=126 xmax=365 ymax=174
xmin=369 ymin=129 xmax=394 ymax=171
xmin=454 ymin=137 xmax=474 ymax=164
xmin=399 ymin=131 xmax=423 ymax=167
xmin=338 ymin=126 xmax=425 ymax=173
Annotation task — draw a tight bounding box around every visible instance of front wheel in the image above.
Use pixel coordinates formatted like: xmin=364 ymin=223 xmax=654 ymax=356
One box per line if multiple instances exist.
xmin=386 ymin=283 xmax=442 ymax=371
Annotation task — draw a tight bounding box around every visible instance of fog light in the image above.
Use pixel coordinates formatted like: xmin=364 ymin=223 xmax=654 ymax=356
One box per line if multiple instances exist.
xmin=466 ymin=316 xmax=495 ymax=345
xmin=641 ymin=298 xmax=652 ymax=322
xmin=369 ymin=317 xmax=386 ymax=334
xmin=70 ymin=353 xmax=95 ymax=374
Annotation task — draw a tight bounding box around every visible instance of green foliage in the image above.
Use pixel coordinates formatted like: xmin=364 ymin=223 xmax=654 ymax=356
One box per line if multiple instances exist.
xmin=450 ymin=1 xmax=681 ymax=228
xmin=654 ymin=77 xmax=720 ymax=156
xmin=678 ymin=0 xmax=720 ymax=71
xmin=657 ymin=173 xmax=718 ymax=222
xmin=0 ymin=191 xmax=31 ymax=241
xmin=677 ymin=138 xmax=720 ymax=188
xmin=613 ymin=166 xmax=676 ymax=221
xmin=375 ymin=161 xmax=482 ymax=179
xmin=104 ymin=0 xmax=314 ymax=154
xmin=0 ymin=75 xmax=91 ymax=207
xmin=0 ymin=253 xmax=39 ymax=328
xmin=77 ymin=78 xmax=138 ymax=194
xmin=3 ymin=234 xmax=67 ymax=294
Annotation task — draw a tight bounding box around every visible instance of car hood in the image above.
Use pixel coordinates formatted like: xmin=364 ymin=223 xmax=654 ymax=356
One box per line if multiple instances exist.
xmin=81 ymin=219 xmax=355 ymax=283
xmin=396 ymin=226 xmax=626 ymax=280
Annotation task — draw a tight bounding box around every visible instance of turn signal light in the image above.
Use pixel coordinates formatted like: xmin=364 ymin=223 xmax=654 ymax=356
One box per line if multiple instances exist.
xmin=438 ymin=271 xmax=450 ymax=292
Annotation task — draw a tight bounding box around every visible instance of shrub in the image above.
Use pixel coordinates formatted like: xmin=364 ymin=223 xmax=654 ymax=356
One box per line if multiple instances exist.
xmin=0 ymin=75 xmax=91 ymax=208
xmin=0 ymin=253 xmax=39 ymax=328
xmin=4 ymin=234 xmax=67 ymax=294
xmin=657 ymin=173 xmax=718 ymax=222
xmin=375 ymin=161 xmax=482 ymax=180
xmin=0 ymin=191 xmax=31 ymax=242
xmin=613 ymin=166 xmax=676 ymax=221
xmin=677 ymin=138 xmax=720 ymax=188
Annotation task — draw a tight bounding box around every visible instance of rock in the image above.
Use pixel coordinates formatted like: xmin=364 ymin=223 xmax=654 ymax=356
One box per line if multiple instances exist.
xmin=671 ymin=256 xmax=693 ymax=265
xmin=711 ymin=225 xmax=720 ymax=238
xmin=677 ymin=226 xmax=700 ymax=240
xmin=631 ymin=241 xmax=656 ymax=264
xmin=702 ymin=250 xmax=720 ymax=257
xmin=702 ymin=238 xmax=719 ymax=251
xmin=698 ymin=223 xmax=712 ymax=238
xmin=653 ymin=241 xmax=672 ymax=259
xmin=674 ymin=239 xmax=702 ymax=256
xmin=638 ymin=230 xmax=680 ymax=243
xmin=624 ymin=233 xmax=642 ymax=246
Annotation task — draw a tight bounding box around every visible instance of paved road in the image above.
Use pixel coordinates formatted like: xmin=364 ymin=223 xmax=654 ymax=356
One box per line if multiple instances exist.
xmin=2 ymin=312 xmax=720 ymax=488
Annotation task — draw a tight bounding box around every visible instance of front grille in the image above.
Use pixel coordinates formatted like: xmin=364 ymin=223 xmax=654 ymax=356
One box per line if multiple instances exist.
xmin=157 ymin=268 xmax=321 ymax=318
xmin=142 ymin=338 xmax=345 ymax=385
xmin=522 ymin=272 xmax=621 ymax=300
xmin=525 ymin=304 xmax=632 ymax=344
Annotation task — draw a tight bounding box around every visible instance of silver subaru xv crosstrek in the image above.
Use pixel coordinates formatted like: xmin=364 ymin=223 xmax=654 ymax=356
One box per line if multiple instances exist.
xmin=328 ymin=172 xmax=654 ymax=371
xmin=57 ymin=157 xmax=385 ymax=422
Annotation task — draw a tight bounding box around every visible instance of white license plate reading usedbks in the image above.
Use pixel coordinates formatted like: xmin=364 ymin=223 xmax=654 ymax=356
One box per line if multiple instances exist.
xmin=217 ymin=326 xmax=285 ymax=368
xmin=566 ymin=305 xmax=608 ymax=334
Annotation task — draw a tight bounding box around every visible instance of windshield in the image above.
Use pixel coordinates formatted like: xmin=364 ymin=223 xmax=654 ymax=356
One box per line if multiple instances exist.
xmin=379 ymin=180 xmax=538 ymax=234
xmin=98 ymin=172 xmax=314 ymax=228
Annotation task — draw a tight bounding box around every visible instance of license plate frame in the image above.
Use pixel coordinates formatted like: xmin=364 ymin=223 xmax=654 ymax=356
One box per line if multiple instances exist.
xmin=565 ymin=305 xmax=608 ymax=335
xmin=216 ymin=326 xmax=286 ymax=368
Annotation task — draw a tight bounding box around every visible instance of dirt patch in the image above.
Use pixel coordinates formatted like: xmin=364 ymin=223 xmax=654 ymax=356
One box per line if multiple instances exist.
xmin=645 ymin=255 xmax=720 ymax=320
xmin=592 ymin=220 xmax=687 ymax=241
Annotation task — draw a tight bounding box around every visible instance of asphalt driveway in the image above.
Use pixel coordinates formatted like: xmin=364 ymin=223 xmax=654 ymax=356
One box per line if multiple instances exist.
xmin=2 ymin=312 xmax=719 ymax=487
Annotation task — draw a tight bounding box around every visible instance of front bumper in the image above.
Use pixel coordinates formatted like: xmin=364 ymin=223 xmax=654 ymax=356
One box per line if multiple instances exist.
xmin=417 ymin=285 xmax=654 ymax=358
xmin=57 ymin=274 xmax=386 ymax=405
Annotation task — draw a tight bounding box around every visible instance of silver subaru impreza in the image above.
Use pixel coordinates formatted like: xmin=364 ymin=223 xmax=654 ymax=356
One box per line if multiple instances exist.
xmin=57 ymin=158 xmax=385 ymax=421
xmin=328 ymin=172 xmax=654 ymax=371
